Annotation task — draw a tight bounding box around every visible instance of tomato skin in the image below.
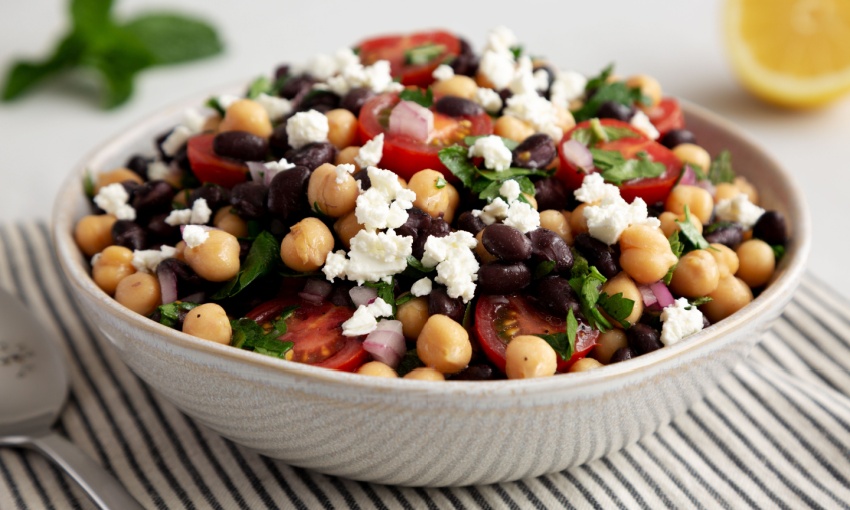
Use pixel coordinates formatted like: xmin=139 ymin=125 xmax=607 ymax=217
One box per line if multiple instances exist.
xmin=556 ymin=119 xmax=682 ymax=205
xmin=245 ymin=297 xmax=368 ymax=372
xmin=474 ymin=295 xmax=598 ymax=374
xmin=356 ymin=30 xmax=461 ymax=88
xmin=186 ymin=133 xmax=249 ymax=188
xmin=643 ymin=97 xmax=685 ymax=138
xmin=357 ymin=93 xmax=493 ymax=181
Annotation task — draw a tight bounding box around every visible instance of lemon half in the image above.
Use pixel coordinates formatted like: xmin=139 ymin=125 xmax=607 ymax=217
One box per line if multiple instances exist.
xmin=724 ymin=0 xmax=850 ymax=108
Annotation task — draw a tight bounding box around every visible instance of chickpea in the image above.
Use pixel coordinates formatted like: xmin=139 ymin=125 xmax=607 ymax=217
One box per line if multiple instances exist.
xmin=416 ymin=314 xmax=472 ymax=374
xmin=307 ymin=163 xmax=359 ymax=218
xmin=569 ymin=203 xmax=590 ymax=235
xmin=92 ymin=245 xmax=136 ymax=295
xmin=114 ymin=273 xmax=161 ymax=316
xmin=333 ymin=211 xmax=364 ymax=249
xmin=218 ymin=99 xmax=273 ymax=138
xmin=408 ymin=169 xmax=460 ymax=223
xmin=74 ymin=214 xmax=118 ymax=256
xmin=672 ymin=144 xmax=711 ymax=173
xmin=280 ymin=217 xmax=334 ymax=272
xmin=709 ymin=243 xmax=739 ymax=279
xmin=431 ymin=75 xmax=478 ymax=99
xmin=494 ymin=115 xmax=535 ymax=143
xmin=94 ymin=168 xmax=144 ymax=193
xmin=213 ymin=207 xmax=249 ymax=238
xmin=619 ymin=224 xmax=678 ymax=285
xmin=554 ymin=105 xmax=576 ymax=133
xmin=336 ymin=146 xmax=361 ymax=168
xmin=592 ymin=329 xmax=628 ymax=364
xmin=202 ymin=113 xmax=222 ymax=132
xmin=474 ymin=230 xmax=497 ymax=263
xmin=659 ymin=211 xmax=702 ymax=238
xmin=626 ymin=74 xmax=662 ymax=107
xmin=735 ymin=239 xmax=775 ymax=288
xmin=522 ymin=193 xmax=538 ymax=210
xmin=184 ymin=229 xmax=241 ymax=282
xmin=357 ymin=361 xmax=398 ymax=378
xmin=670 ymin=249 xmax=721 ymax=298
xmin=569 ymin=357 xmax=604 ymax=373
xmin=713 ymin=182 xmax=739 ymax=203
xmin=325 ymin=109 xmax=358 ymax=149
xmin=665 ymin=185 xmax=713 ymax=225
xmin=505 ymin=335 xmax=557 ymax=379
xmin=701 ymin=275 xmax=753 ymax=323
xmin=600 ymin=272 xmax=644 ymax=326
xmin=182 ymin=303 xmax=232 ymax=344
xmin=539 ymin=210 xmax=573 ymax=244
xmin=403 ymin=367 xmax=445 ymax=381
xmin=174 ymin=240 xmax=187 ymax=261
xmin=397 ymin=297 xmax=429 ymax=340
xmin=734 ymin=176 xmax=759 ymax=204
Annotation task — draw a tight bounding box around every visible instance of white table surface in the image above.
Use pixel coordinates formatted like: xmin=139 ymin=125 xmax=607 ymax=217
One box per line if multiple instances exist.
xmin=1 ymin=0 xmax=847 ymax=298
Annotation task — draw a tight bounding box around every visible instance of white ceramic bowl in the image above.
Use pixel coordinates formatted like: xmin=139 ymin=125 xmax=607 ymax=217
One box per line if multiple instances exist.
xmin=53 ymin=96 xmax=810 ymax=487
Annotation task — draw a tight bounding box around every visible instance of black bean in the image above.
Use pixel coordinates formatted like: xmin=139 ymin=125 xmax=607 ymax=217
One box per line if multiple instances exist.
xmin=155 ymin=130 xmax=174 ymax=161
xmin=609 ymin=347 xmax=636 ymax=363
xmin=157 ymin=258 xmax=203 ymax=297
xmin=456 ymin=211 xmax=486 ymax=236
xmin=477 ymin=262 xmax=531 ymax=294
xmin=534 ymin=177 xmax=571 ymax=211
xmin=173 ymin=145 xmax=191 ymax=172
xmin=121 ymin=181 xmax=141 ymax=197
xmin=574 ymin=233 xmax=620 ymax=278
xmin=353 ymin=168 xmax=371 ymax=191
xmin=111 ymin=220 xmax=147 ymax=250
xmin=285 ymin=142 xmax=337 ymax=170
xmin=597 ymin=101 xmax=635 ymax=122
xmin=449 ymin=37 xmax=478 ymax=77
xmin=273 ymin=64 xmax=290 ymax=82
xmin=297 ymin=90 xmax=340 ymax=113
xmin=512 ymin=133 xmax=556 ymax=169
xmin=527 ymin=228 xmax=573 ymax=273
xmin=704 ymin=222 xmax=744 ymax=249
xmin=451 ymin=364 xmax=497 ymax=381
xmin=395 ymin=207 xmax=432 ymax=240
xmin=534 ymin=65 xmax=556 ymax=96
xmin=267 ymin=166 xmax=311 ymax=222
xmin=752 ymin=211 xmax=787 ymax=246
xmin=482 ymin=224 xmax=532 ymax=262
xmin=279 ymin=74 xmax=314 ymax=100
xmin=412 ymin=216 xmax=450 ymax=260
xmin=428 ymin=286 xmax=465 ymax=323
xmin=534 ymin=276 xmax=581 ymax=318
xmin=269 ymin=124 xmax=291 ymax=158
xmin=145 ymin=213 xmax=181 ymax=244
xmin=647 ymin=201 xmax=665 ymax=218
xmin=132 ymin=180 xmax=175 ymax=216
xmin=341 ymin=87 xmax=376 ymax=117
xmin=125 ymin=155 xmax=150 ymax=178
xmin=230 ymin=182 xmax=268 ymax=220
xmin=660 ymin=129 xmax=697 ymax=149
xmin=434 ymin=96 xmax=484 ymax=117
xmin=213 ymin=131 xmax=269 ymax=161
xmin=627 ymin=323 xmax=663 ymax=355
xmin=190 ymin=184 xmax=231 ymax=211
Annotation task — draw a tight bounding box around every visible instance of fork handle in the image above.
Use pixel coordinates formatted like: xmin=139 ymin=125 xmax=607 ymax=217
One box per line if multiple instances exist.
xmin=27 ymin=432 xmax=145 ymax=510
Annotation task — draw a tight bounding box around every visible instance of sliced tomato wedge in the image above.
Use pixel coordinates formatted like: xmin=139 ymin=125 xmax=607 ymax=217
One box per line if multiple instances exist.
xmin=356 ymin=30 xmax=461 ymax=88
xmin=643 ymin=97 xmax=685 ymax=138
xmin=358 ymin=92 xmax=493 ymax=181
xmin=474 ymin=294 xmax=598 ymax=374
xmin=246 ymin=298 xmax=368 ymax=372
xmin=556 ymin=119 xmax=682 ymax=204
xmin=186 ymin=133 xmax=248 ymax=188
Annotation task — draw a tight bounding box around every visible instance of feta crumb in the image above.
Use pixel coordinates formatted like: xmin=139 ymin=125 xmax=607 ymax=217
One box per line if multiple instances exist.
xmin=549 ymin=71 xmax=587 ymax=109
xmin=132 ymin=246 xmax=177 ymax=273
xmin=286 ymin=110 xmax=329 ymax=149
xmin=335 ymin=163 xmax=356 ymax=184
xmin=432 ymin=64 xmax=455 ymax=82
xmin=478 ymin=50 xmax=516 ymax=90
xmin=146 ymin=160 xmax=172 ymax=181
xmin=255 ymin=93 xmax=292 ymax=122
xmin=499 ymin=179 xmax=521 ymax=203
xmin=215 ymin=94 xmax=241 ymax=110
xmin=411 ymin=277 xmax=433 ymax=297
xmin=165 ymin=198 xmax=212 ymax=226
xmin=630 ymin=110 xmax=660 ymax=140
xmin=475 ymin=197 xmax=510 ymax=225
xmin=574 ymin=173 xmax=621 ymax=205
xmin=345 ymin=230 xmax=413 ymax=285
xmin=326 ymin=59 xmax=403 ymax=96
xmin=93 ymin=183 xmax=136 ymax=221
xmin=584 ymin=197 xmax=659 ymax=245
xmin=509 ymin=56 xmax=538 ymax=96
xmin=503 ymin=92 xmax=562 ymax=142
xmin=182 ymin=225 xmax=209 ymax=249
xmin=475 ymin=87 xmax=503 ymax=114
xmin=355 ymin=166 xmax=417 ymax=231
xmin=468 ymin=135 xmax=512 ymax=172
xmin=660 ymin=298 xmax=705 ymax=346
xmin=421 ymin=231 xmax=479 ymax=302
xmin=322 ymin=250 xmax=348 ymax=282
xmin=504 ymin=200 xmax=540 ymax=233
xmin=355 ymin=133 xmax=384 ymax=168
xmin=259 ymin=158 xmax=296 ymax=183
xmin=342 ymin=297 xmax=393 ymax=336
xmin=714 ymin=193 xmax=766 ymax=229
xmin=162 ymin=109 xmax=207 ymax=156
xmin=485 ymin=26 xmax=519 ymax=54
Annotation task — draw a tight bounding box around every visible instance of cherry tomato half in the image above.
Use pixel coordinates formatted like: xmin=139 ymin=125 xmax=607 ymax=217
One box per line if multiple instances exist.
xmin=186 ymin=133 xmax=249 ymax=188
xmin=246 ymin=298 xmax=368 ymax=372
xmin=474 ymin=294 xmax=598 ymax=374
xmin=356 ymin=30 xmax=461 ymax=88
xmin=643 ymin=97 xmax=685 ymax=138
xmin=358 ymin=92 xmax=493 ymax=181
xmin=556 ymin=119 xmax=682 ymax=204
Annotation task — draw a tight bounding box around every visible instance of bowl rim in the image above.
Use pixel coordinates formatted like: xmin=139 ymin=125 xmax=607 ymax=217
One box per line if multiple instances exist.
xmin=51 ymin=89 xmax=811 ymax=398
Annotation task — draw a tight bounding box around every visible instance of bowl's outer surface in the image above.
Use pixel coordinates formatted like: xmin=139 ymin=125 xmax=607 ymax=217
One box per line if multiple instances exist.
xmin=53 ymin=95 xmax=809 ymax=487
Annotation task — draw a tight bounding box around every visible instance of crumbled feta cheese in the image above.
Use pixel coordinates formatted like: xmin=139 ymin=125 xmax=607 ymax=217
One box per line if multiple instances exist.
xmin=93 ymin=183 xmax=136 ymax=220
xmin=549 ymin=71 xmax=587 ymax=109
xmin=355 ymin=167 xmax=417 ymax=231
xmin=326 ymin=59 xmax=403 ymax=96
xmin=485 ymin=26 xmax=519 ymax=54
xmin=499 ymin=179 xmax=522 ymax=203
xmin=146 ymin=160 xmax=172 ymax=181
xmin=475 ymin=87 xmax=503 ymax=114
xmin=335 ymin=163 xmax=356 ymax=184
xmin=475 ymin=197 xmax=510 ymax=225
xmin=255 ymin=93 xmax=292 ymax=122
xmin=503 ymin=92 xmax=562 ymax=142
xmin=421 ymin=231 xmax=479 ymax=302
xmin=215 ymin=94 xmax=241 ymax=110
xmin=165 ymin=198 xmax=212 ymax=226
xmin=714 ymin=193 xmax=766 ymax=229
xmin=411 ymin=277 xmax=433 ymax=297
xmin=345 ymin=230 xmax=413 ymax=284
xmin=162 ymin=109 xmax=207 ymax=156
xmin=660 ymin=298 xmax=705 ymax=345
xmin=630 ymin=110 xmax=660 ymax=140
xmin=574 ymin=173 xmax=621 ymax=205
xmin=468 ymin=135 xmax=512 ymax=171
xmin=322 ymin=250 xmax=348 ymax=282
xmin=509 ymin=56 xmax=538 ymax=96
xmin=478 ymin=50 xmax=516 ymax=90
xmin=342 ymin=297 xmax=393 ymax=336
xmin=302 ymin=53 xmax=338 ymax=81
xmin=258 ymin=158 xmax=296 ymax=183
xmin=355 ymin=133 xmax=384 ymax=168
xmin=132 ymin=246 xmax=177 ymax=273
xmin=533 ymin=69 xmax=550 ymax=91
xmin=182 ymin=225 xmax=209 ymax=249
xmin=503 ymin=200 xmax=540 ymax=233
xmin=584 ymin=197 xmax=660 ymax=245
xmin=286 ymin=110 xmax=329 ymax=149
xmin=432 ymin=64 xmax=455 ymax=82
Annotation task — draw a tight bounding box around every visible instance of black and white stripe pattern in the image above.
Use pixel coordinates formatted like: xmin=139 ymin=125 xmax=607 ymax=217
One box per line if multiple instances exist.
xmin=1 ymin=223 xmax=848 ymax=509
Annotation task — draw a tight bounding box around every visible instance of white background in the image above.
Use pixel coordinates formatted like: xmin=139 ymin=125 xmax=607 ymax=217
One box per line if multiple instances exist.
xmin=1 ymin=0 xmax=847 ymax=298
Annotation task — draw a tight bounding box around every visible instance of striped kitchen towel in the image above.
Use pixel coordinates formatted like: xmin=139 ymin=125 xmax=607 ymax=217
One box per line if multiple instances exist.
xmin=0 ymin=222 xmax=848 ymax=510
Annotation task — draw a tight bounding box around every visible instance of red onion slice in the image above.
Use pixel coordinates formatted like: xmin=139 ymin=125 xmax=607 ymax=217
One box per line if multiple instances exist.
xmin=298 ymin=278 xmax=332 ymax=305
xmin=561 ymin=139 xmax=594 ymax=173
xmin=388 ymin=100 xmax=434 ymax=142
xmin=349 ymin=286 xmax=378 ymax=308
xmin=363 ymin=320 xmax=406 ymax=368
xmin=638 ymin=284 xmax=658 ymax=309
xmin=678 ymin=165 xmax=697 ymax=186
xmin=157 ymin=267 xmax=178 ymax=305
xmin=247 ymin=161 xmax=270 ymax=185
xmin=650 ymin=281 xmax=675 ymax=309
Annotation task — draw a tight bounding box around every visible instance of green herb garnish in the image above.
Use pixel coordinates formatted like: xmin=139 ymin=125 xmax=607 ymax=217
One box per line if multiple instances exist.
xmin=571 ymin=120 xmax=641 ymax=146
xmin=572 ymin=64 xmax=647 ymax=122
xmin=707 ymin=150 xmax=735 ymax=185
xmin=211 ymin=231 xmax=279 ymax=299
xmin=569 ymin=258 xmax=613 ymax=332
xmin=395 ymin=349 xmax=425 ymax=377
xmin=365 ymin=278 xmax=396 ymax=316
xmin=246 ymin=75 xmax=274 ymax=99
xmin=404 ymin=43 xmax=446 ymax=65
xmin=230 ymin=306 xmax=298 ymax=359
xmin=689 ymin=296 xmax=713 ymax=307
xmin=675 ymin=206 xmax=711 ymax=252
xmin=590 ymin=149 xmax=665 ymax=185
xmin=398 ymin=87 xmax=433 ymax=108
xmin=435 ymin=177 xmax=447 ymax=189
xmin=154 ymin=301 xmax=199 ymax=329
xmin=597 ymin=292 xmax=635 ymax=329
xmin=539 ymin=309 xmax=579 ymax=361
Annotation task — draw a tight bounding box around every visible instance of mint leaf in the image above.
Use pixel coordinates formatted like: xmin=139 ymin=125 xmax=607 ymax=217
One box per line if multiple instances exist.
xmin=154 ymin=301 xmax=199 ymax=328
xmin=2 ymin=34 xmax=86 ymax=101
xmin=398 ymin=87 xmax=433 ymax=107
xmin=230 ymin=314 xmax=295 ymax=359
xmin=122 ymin=13 xmax=223 ymax=65
xmin=71 ymin=0 xmax=114 ymax=33
xmin=707 ymin=150 xmax=735 ymax=185
xmin=538 ymin=310 xmax=578 ymax=361
xmin=438 ymin=145 xmax=477 ymax=188
xmin=597 ymin=292 xmax=635 ymax=328
xmin=211 ymin=231 xmax=279 ymax=299
xmin=246 ymin=76 xmax=273 ymax=99
xmin=571 ymin=122 xmax=641 ymax=146
xmin=475 ymin=167 xmax=550 ymax=181
xmin=592 ymin=149 xmax=665 ymax=185
xmin=533 ymin=260 xmax=556 ymax=279
xmin=676 ymin=206 xmax=710 ymax=252
xmin=404 ymin=43 xmax=446 ymax=65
